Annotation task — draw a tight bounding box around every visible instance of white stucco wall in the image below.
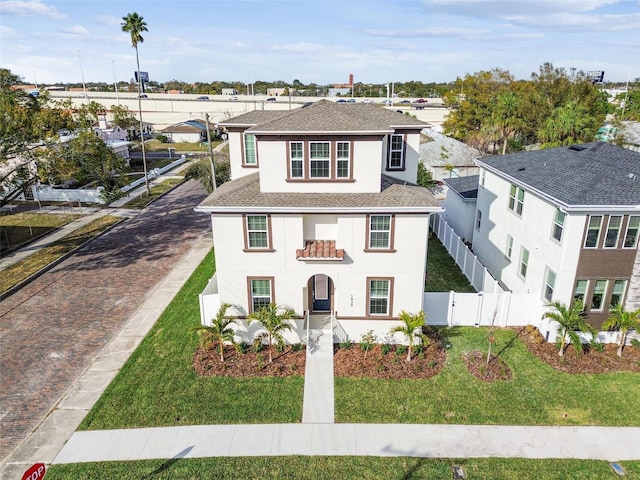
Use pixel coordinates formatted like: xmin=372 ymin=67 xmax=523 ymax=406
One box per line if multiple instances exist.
xmin=442 ymin=193 xmax=476 ymax=243
xmin=380 ymin=131 xmax=421 ymax=185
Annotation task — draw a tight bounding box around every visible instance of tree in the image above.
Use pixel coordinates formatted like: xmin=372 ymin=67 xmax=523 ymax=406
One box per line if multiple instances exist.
xmin=110 ymin=104 xmax=138 ymax=131
xmin=247 ymin=303 xmax=296 ymax=363
xmin=602 ymin=304 xmax=640 ymax=357
xmin=121 ymin=12 xmax=150 ymax=195
xmin=195 ymin=303 xmax=236 ymax=361
xmin=542 ymin=300 xmax=596 ymax=356
xmin=416 ymin=161 xmax=436 ymax=188
xmin=390 ymin=310 xmax=426 ymax=362
xmin=183 ymin=156 xmax=230 ymax=193
xmin=538 ymin=101 xmax=599 ymax=148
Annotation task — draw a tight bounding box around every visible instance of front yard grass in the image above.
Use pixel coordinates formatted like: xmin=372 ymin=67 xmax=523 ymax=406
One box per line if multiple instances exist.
xmin=0 ymin=212 xmax=79 ymax=254
xmin=425 ymin=235 xmax=475 ymax=292
xmin=335 ymin=327 xmax=640 ymax=425
xmin=79 ymin=249 xmax=304 ymax=431
xmin=44 ymin=457 xmax=640 ymax=480
xmin=118 ymin=178 xmax=184 ymax=209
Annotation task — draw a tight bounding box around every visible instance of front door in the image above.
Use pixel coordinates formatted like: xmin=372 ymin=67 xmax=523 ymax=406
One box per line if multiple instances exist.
xmin=312 ymin=274 xmax=331 ymax=312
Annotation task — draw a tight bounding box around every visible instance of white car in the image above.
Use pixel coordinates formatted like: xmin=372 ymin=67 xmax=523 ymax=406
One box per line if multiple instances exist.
xmin=229 ymin=96 xmax=239 ymax=101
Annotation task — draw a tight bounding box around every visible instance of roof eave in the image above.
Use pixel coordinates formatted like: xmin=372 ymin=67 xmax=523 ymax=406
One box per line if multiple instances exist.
xmin=249 ymin=129 xmax=394 ymax=135
xmin=194 ymin=206 xmax=444 ymax=214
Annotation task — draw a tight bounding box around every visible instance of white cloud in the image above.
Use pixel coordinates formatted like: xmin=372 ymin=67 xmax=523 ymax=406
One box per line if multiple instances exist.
xmin=95 ymin=14 xmax=121 ymax=27
xmin=0 ymin=24 xmax=15 ymax=37
xmin=61 ymin=25 xmax=88 ymax=35
xmin=363 ymin=26 xmax=489 ymax=38
xmin=0 ymin=0 xmax=65 ymax=19
xmin=270 ymin=42 xmax=328 ymax=54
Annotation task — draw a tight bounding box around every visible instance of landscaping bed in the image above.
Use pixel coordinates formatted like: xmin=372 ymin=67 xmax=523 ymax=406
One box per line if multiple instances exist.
xmin=193 ymin=344 xmax=306 ymax=377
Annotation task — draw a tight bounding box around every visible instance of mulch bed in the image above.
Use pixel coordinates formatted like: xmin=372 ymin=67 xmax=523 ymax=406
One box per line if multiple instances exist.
xmin=518 ymin=326 xmax=640 ymax=374
xmin=462 ymin=350 xmax=513 ymax=382
xmin=193 ymin=345 xmax=306 ymax=377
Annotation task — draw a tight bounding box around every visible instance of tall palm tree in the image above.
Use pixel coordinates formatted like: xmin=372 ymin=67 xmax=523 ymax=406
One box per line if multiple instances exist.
xmin=121 ymin=12 xmax=150 ymax=195
xmin=194 ymin=303 xmax=236 ymax=362
xmin=602 ymin=304 xmax=640 ymax=357
xmin=247 ymin=303 xmax=296 ymax=363
xmin=390 ymin=310 xmax=426 ymax=362
xmin=542 ymin=300 xmax=595 ymax=356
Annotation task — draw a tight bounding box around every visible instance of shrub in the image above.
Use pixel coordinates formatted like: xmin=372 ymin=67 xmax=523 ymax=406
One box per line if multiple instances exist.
xmin=381 ymin=344 xmax=390 ymax=355
xmin=339 ymin=340 xmax=353 ymax=350
xmin=155 ymin=134 xmax=169 ymax=143
xmin=252 ymin=337 xmax=263 ymax=353
xmin=591 ymin=340 xmax=605 ymax=353
xmin=360 ymin=330 xmax=377 ymax=358
xmin=235 ymin=341 xmax=250 ymax=354
xmin=396 ymin=345 xmax=407 ymax=357
xmin=291 ymin=343 xmax=304 ymax=352
xmin=631 ymin=338 xmax=640 ymax=349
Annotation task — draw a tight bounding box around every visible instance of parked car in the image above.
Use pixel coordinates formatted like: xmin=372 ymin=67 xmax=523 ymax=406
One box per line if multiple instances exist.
xmin=347 ymin=98 xmax=356 ymax=103
xmin=336 ymin=99 xmax=347 ymax=104
xmin=414 ymin=98 xmax=427 ymax=103
xmin=381 ymin=99 xmax=393 ymax=105
xmin=196 ymin=96 xmax=209 ymax=101
xmin=398 ymin=100 xmax=411 ymax=104
xmin=229 ymin=96 xmax=239 ymax=101
xmin=362 ymin=99 xmax=372 ymax=103
xmin=266 ymin=97 xmax=276 ymax=102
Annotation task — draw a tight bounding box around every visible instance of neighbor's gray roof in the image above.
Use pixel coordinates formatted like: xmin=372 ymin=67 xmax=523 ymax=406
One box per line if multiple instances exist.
xmin=218 ymin=99 xmax=428 ymax=134
xmin=443 ymin=175 xmax=479 ymax=200
xmin=420 ymin=131 xmax=481 ymax=167
xmin=196 ymin=173 xmax=442 ymax=213
xmin=477 ymin=142 xmax=640 ymax=208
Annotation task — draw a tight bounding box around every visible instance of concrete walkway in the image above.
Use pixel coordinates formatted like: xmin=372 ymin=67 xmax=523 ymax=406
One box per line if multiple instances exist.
xmin=301 ymin=315 xmax=334 ymax=423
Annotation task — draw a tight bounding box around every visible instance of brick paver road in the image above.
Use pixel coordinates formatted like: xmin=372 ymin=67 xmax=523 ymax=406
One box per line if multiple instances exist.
xmin=0 ymin=180 xmax=210 ymax=461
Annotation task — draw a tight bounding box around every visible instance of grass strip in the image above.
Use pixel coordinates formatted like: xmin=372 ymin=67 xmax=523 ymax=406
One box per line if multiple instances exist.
xmin=119 ymin=178 xmax=184 ymax=209
xmin=0 ymin=215 xmax=121 ymax=294
xmin=45 ymin=457 xmax=640 ymax=479
xmin=425 ymin=236 xmax=475 ymax=292
xmin=79 ymin=249 xmax=304 ymax=430
xmin=0 ymin=212 xmax=79 ymax=254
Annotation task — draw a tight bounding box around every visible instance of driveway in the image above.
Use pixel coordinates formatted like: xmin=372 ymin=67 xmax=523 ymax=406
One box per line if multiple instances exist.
xmin=0 ymin=180 xmax=210 ymax=462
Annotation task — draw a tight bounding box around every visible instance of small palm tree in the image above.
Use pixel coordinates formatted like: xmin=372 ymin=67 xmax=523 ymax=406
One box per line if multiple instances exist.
xmin=542 ymin=300 xmax=595 ymax=356
xmin=248 ymin=303 xmax=296 ymax=363
xmin=602 ymin=304 xmax=640 ymax=357
xmin=195 ymin=303 xmax=236 ymax=361
xmin=390 ymin=310 xmax=425 ymax=362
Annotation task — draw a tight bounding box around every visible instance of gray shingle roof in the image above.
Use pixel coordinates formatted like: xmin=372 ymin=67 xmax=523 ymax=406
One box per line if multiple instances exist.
xmin=219 ymin=100 xmax=428 ymax=134
xmin=477 ymin=143 xmax=640 ymax=207
xmin=443 ymin=175 xmax=479 ymax=200
xmin=196 ymin=173 xmax=442 ymax=213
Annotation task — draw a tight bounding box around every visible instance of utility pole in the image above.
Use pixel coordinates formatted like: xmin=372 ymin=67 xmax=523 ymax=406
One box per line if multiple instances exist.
xmin=205 ymin=113 xmax=217 ymax=191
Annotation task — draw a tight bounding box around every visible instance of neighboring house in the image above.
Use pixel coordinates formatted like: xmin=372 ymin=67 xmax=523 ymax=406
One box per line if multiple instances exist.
xmin=161 ymin=120 xmax=207 ymax=143
xmin=457 ymin=142 xmax=640 ymax=328
xmin=195 ymin=100 xmax=442 ymax=336
xmin=221 ymin=88 xmax=238 ymax=96
xmin=94 ymin=114 xmax=131 ymax=162
xmin=420 ymin=131 xmax=481 ymax=182
xmin=442 ymin=175 xmax=479 ymax=244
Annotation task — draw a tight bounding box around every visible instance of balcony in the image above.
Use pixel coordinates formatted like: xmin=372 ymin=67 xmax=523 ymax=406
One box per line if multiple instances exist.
xmin=296 ymin=240 xmax=344 ymax=261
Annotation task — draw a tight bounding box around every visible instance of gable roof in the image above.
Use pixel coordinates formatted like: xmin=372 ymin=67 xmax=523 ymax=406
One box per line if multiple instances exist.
xmin=443 ymin=175 xmax=479 ymax=200
xmin=477 ymin=143 xmax=640 ymax=210
xmin=162 ymin=120 xmax=207 ymax=134
xmin=195 ymin=172 xmax=442 ymax=214
xmin=420 ymin=131 xmax=481 ymax=168
xmin=218 ymin=99 xmax=428 ymax=135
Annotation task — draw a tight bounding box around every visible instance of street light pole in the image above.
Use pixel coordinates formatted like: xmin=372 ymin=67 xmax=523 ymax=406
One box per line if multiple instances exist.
xmin=205 ymin=113 xmax=217 ymax=192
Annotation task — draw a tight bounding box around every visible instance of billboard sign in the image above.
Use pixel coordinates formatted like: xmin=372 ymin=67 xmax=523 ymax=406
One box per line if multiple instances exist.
xmin=135 ymin=71 xmax=149 ymax=82
xmin=587 ymin=71 xmax=605 ymax=83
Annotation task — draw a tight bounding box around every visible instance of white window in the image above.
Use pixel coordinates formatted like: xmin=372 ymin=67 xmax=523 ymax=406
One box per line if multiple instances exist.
xmin=368 ymin=278 xmax=391 ymax=316
xmin=506 ymin=235 xmax=514 ymax=259
xmin=310 ymin=142 xmax=330 ymax=178
xmin=245 ymin=215 xmax=270 ymax=249
xmin=624 ymin=216 xmax=640 ymax=248
xmin=591 ymin=280 xmax=607 ymax=311
xmin=368 ymin=215 xmax=392 ymax=249
xmin=544 ymin=268 xmax=556 ymax=302
xmin=610 ymin=280 xmax=626 ymax=307
xmin=244 ymin=133 xmax=256 ymax=165
xmin=552 ymin=209 xmax=566 ymax=242
xmin=475 ymin=210 xmax=482 ymax=231
xmin=519 ymin=247 xmax=529 ymax=278
xmin=388 ymin=134 xmax=404 ymax=169
xmin=508 ymin=184 xmax=525 ymax=216
xmin=573 ymin=280 xmax=588 ymax=305
xmin=604 ymin=215 xmax=622 ymax=248
xmin=336 ymin=141 xmax=350 ymax=178
xmin=250 ymin=278 xmax=272 ymax=313
xmin=584 ymin=215 xmax=602 ymax=248
xmin=290 ymin=142 xmax=303 ymax=178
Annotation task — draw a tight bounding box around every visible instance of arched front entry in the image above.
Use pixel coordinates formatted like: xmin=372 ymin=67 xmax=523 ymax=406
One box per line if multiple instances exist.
xmin=308 ymin=274 xmax=334 ymax=313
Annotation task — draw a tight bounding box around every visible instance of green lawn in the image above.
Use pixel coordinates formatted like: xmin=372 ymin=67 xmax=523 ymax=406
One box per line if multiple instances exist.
xmin=335 ymin=327 xmax=640 ymax=425
xmin=45 ymin=457 xmax=640 ymax=480
xmin=131 ymin=139 xmax=222 ymax=152
xmin=79 ymin=249 xmax=304 ymax=431
xmin=0 ymin=212 xmax=79 ymax=254
xmin=119 ymin=178 xmax=184 ymax=209
xmin=425 ymin=236 xmax=475 ymax=292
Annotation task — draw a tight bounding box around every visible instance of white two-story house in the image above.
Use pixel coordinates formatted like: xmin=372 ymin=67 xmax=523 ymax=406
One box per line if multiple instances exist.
xmin=465 ymin=142 xmax=640 ymax=329
xmin=195 ymin=100 xmax=442 ymax=339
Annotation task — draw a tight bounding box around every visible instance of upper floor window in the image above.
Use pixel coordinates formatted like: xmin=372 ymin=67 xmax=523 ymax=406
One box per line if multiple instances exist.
xmin=310 ymin=142 xmax=330 ymax=178
xmin=367 ymin=278 xmax=392 ymax=316
xmin=519 ymin=247 xmax=529 ymax=279
xmin=604 ymin=215 xmax=622 ymax=248
xmin=387 ymin=134 xmax=405 ymax=170
xmin=244 ymin=214 xmax=273 ymax=251
xmin=552 ymin=209 xmax=566 ymax=242
xmin=624 ymin=216 xmax=640 ymax=248
xmin=243 ymin=133 xmax=257 ymax=166
xmin=366 ymin=214 xmax=394 ymax=251
xmin=505 ymin=235 xmax=514 ymax=259
xmin=508 ymin=184 xmax=524 ymax=216
xmin=336 ymin=141 xmax=350 ymax=178
xmin=290 ymin=142 xmax=304 ymax=178
xmin=584 ymin=215 xmax=602 ymax=248
xmin=610 ymin=279 xmax=627 ymax=307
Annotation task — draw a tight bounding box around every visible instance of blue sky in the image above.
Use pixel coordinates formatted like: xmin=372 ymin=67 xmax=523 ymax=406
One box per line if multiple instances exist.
xmin=1 ymin=0 xmax=639 ymax=86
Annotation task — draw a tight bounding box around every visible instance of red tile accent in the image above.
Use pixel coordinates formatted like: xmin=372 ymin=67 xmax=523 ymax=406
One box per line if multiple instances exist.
xmin=296 ymin=240 xmax=344 ymax=259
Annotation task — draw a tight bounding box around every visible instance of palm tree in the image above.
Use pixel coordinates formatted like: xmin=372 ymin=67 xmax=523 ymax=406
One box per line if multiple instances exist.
xmin=194 ymin=303 xmax=236 ymax=361
xmin=247 ymin=303 xmax=296 ymax=363
xmin=602 ymin=304 xmax=640 ymax=357
xmin=121 ymin=12 xmax=150 ymax=195
xmin=390 ymin=310 xmax=425 ymax=362
xmin=542 ymin=300 xmax=595 ymax=356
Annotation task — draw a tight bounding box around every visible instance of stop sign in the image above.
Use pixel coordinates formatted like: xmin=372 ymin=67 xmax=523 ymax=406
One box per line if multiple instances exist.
xmin=22 ymin=463 xmax=46 ymax=480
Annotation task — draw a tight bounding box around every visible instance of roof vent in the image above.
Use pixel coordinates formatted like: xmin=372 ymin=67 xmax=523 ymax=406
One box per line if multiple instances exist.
xmin=629 ymin=173 xmax=637 ymax=180
xmin=569 ymin=144 xmax=588 ymax=151
xmin=517 ymin=167 xmax=526 ymax=172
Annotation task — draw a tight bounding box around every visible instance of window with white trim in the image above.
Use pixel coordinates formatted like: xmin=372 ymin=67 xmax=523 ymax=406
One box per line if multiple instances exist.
xmin=508 ymin=184 xmax=524 ymax=216
xmin=246 ymin=215 xmax=269 ymax=249
xmin=610 ymin=279 xmax=626 ymax=307
xmin=250 ymin=278 xmax=272 ymax=313
xmin=604 ymin=215 xmax=622 ymax=248
xmin=544 ymin=268 xmax=556 ymax=302
xmin=309 ymin=141 xmax=330 ymax=178
xmin=552 ymin=209 xmax=566 ymax=242
xmin=591 ymin=280 xmax=607 ymax=311
xmin=584 ymin=215 xmax=602 ymax=248
xmin=244 ymin=133 xmax=256 ymax=165
xmin=368 ymin=279 xmax=390 ymax=315
xmin=388 ymin=134 xmax=404 ymax=169
xmin=519 ymin=247 xmax=529 ymax=278
xmin=336 ymin=141 xmax=350 ymax=178
xmin=506 ymin=235 xmax=514 ymax=259
xmin=573 ymin=279 xmax=588 ymax=305
xmin=624 ymin=216 xmax=640 ymax=248
xmin=290 ymin=141 xmax=303 ymax=178
xmin=368 ymin=215 xmax=391 ymax=249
